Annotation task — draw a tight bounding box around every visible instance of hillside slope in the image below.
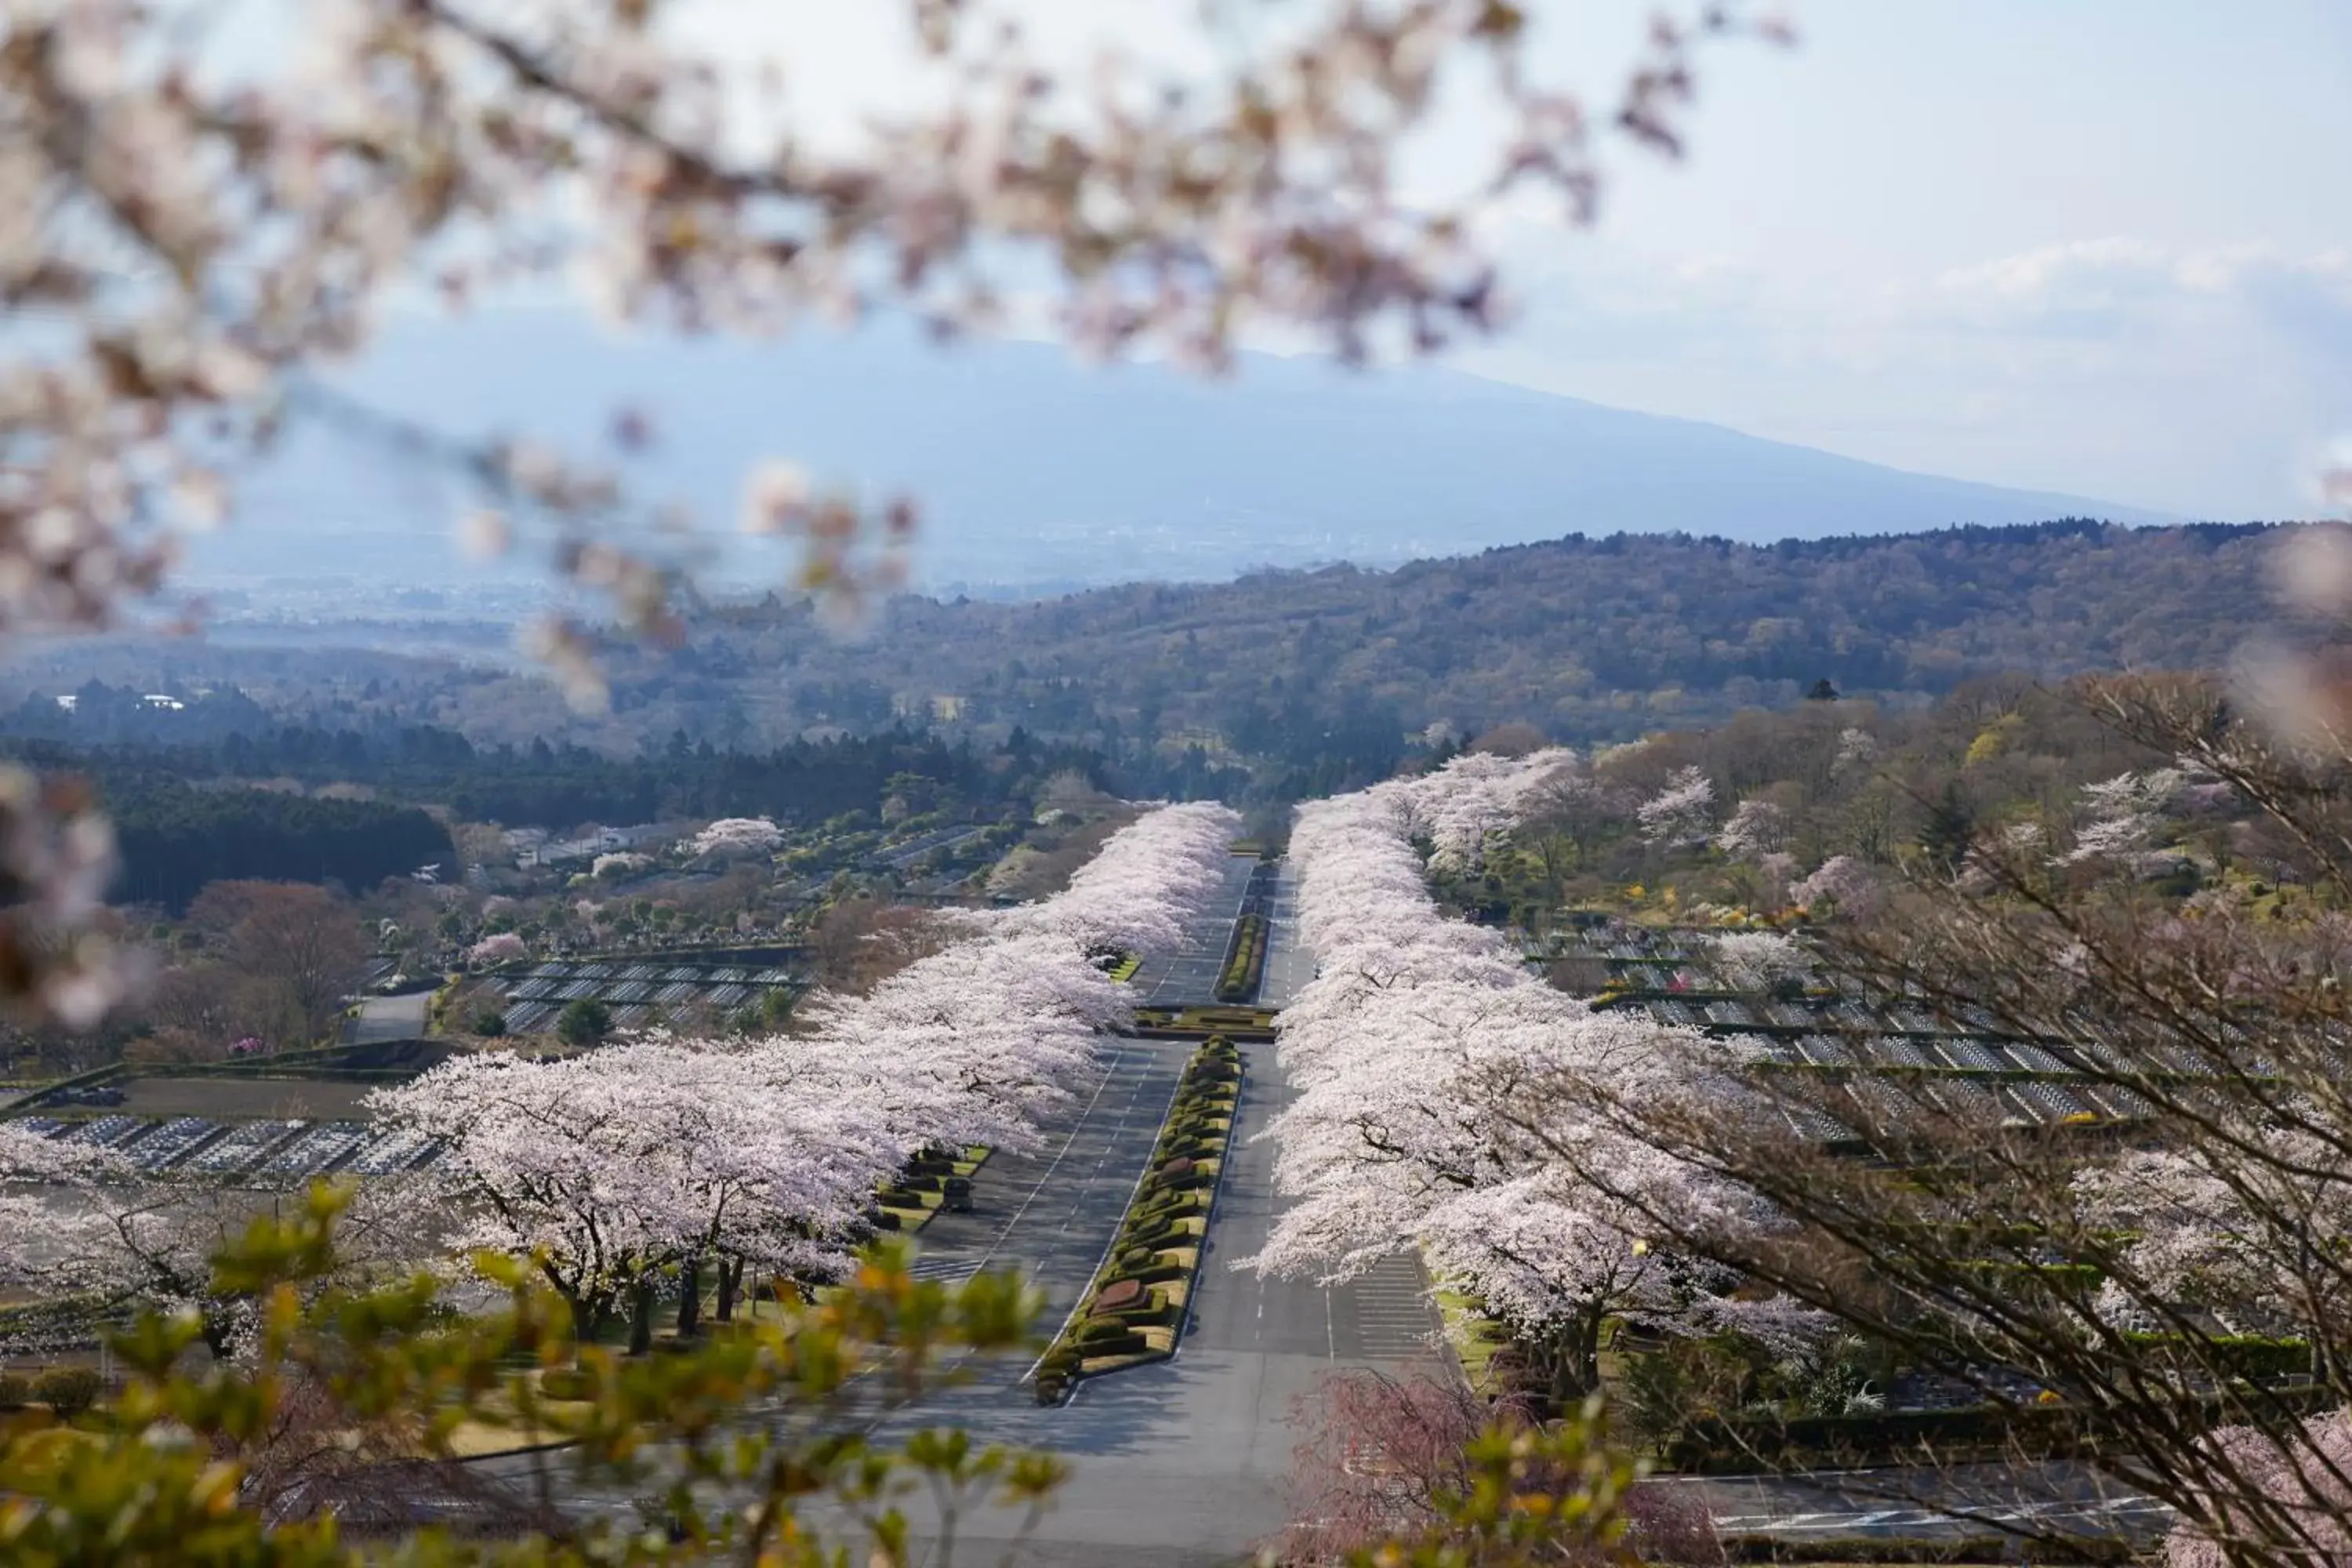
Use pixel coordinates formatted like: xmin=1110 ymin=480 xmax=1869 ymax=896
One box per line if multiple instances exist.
xmin=641 ymin=517 xmax=2285 ymax=755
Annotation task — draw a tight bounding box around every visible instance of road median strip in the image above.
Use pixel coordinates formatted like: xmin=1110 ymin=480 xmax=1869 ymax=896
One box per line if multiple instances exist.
xmin=1032 ymin=1036 xmax=1243 ymax=1404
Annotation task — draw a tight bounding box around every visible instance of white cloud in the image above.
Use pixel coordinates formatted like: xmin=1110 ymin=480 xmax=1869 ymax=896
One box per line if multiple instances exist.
xmin=1453 ymin=230 xmax=2352 ymax=518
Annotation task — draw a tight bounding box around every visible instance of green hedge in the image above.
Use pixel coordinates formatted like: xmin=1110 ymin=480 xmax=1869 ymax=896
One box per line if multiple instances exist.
xmin=1215 ymin=914 xmax=1268 ymax=1003
xmin=33 ymin=1366 xmax=101 ymax=1417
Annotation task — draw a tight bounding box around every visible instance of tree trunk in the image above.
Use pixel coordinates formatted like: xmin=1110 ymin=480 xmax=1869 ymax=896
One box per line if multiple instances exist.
xmin=677 ymin=1256 xmax=703 ymax=1338
xmin=568 ymin=1293 xmax=601 ymax=1361
xmin=628 ymin=1279 xmax=657 ymax=1356
xmin=716 ymin=1258 xmax=742 ymax=1323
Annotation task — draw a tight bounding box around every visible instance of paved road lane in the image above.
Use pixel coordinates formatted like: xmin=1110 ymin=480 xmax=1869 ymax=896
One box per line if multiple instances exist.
xmin=903 ymin=1039 xmax=1192 ymax=1323
xmin=1133 ymin=854 xmax=1258 ymax=1007
xmin=1697 ymin=1461 xmax=2173 ymax=1545
xmin=1256 ymin=862 xmax=1314 ymax=1010
xmin=873 ymin=1036 xmax=1446 ymax=1567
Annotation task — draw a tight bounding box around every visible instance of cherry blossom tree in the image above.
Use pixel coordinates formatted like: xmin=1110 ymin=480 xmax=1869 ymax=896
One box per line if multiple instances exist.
xmin=0 ymin=1122 xmax=113 ymax=1293
xmin=2075 ymin=1136 xmax=2352 ymax=1356
xmin=1789 ymin=854 xmax=1880 ymax=919
xmin=1417 ymin=747 xmax=1581 ymax=877
xmin=373 ymin=1041 xmax=902 ymax=1348
xmin=1636 ymin=767 xmax=1717 ymax=849
xmin=2060 ymin=768 xmax=2190 ymax=874
xmin=1250 ymin=756 xmax=1807 ymax=1401
xmin=2166 ymin=1411 xmax=2352 ymax=1568
xmin=5 ymin=1130 xmax=422 ymax=1359
xmin=376 ymin=799 xmax=1240 ymax=1340
xmin=686 ymin=817 xmax=785 ymax=862
xmin=1708 ymin=930 xmax=1807 ymax=992
xmin=466 ymin=931 xmax=528 ymax=967
xmin=1715 ymin=797 xmax=1789 ymax=862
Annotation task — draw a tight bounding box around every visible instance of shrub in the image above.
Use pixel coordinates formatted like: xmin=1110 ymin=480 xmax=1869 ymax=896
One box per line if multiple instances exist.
xmin=556 ymin=997 xmax=612 ymax=1047
xmin=33 ymin=1366 xmax=101 ymax=1418
xmin=1078 ymin=1318 xmax=1136 ymax=1345
xmin=471 ymin=1008 xmax=507 ymax=1038
xmin=1079 ymin=1329 xmax=1148 ymax=1358
xmin=539 ymin=1368 xmax=596 ymax=1401
xmin=1033 ymin=1374 xmax=1067 ymax=1406
xmin=1118 ymin=1247 xmax=1159 ymax=1272
xmin=0 ymin=1372 xmax=28 ymax=1408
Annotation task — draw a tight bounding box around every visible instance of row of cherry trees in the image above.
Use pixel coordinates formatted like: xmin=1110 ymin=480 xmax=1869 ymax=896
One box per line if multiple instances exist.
xmin=1246 ymin=753 xmax=1816 ymax=1402
xmin=368 ymin=800 xmax=1240 ymax=1348
xmin=0 ymin=802 xmax=1239 ymax=1356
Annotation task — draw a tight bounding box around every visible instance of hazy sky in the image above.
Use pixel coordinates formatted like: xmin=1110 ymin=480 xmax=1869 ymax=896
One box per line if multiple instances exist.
xmin=675 ymin=2 xmax=2352 ymax=520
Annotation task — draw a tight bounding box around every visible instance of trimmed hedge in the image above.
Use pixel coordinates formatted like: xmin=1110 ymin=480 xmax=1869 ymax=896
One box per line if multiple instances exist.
xmin=1215 ymin=913 xmax=1268 ymax=1003
xmin=34 ymin=1366 xmax=101 ymax=1418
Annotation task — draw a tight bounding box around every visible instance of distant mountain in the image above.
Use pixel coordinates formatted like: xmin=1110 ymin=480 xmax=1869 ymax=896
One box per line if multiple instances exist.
xmin=191 ymin=310 xmax=2174 ymax=594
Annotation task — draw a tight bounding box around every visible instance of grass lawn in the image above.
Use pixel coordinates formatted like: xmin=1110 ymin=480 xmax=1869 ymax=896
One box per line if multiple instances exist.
xmin=1434 ymin=1283 xmax=1512 ymax=1393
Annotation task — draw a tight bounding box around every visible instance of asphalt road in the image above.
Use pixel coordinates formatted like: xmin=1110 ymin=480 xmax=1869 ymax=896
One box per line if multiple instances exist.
xmin=1133 ymin=855 xmax=1260 ymax=1007
xmin=904 ymin=1040 xmax=1192 ymax=1319
xmin=859 ymin=1033 xmax=1446 ymax=1567
xmin=1697 ymin=1461 xmax=2173 ymax=1545
xmin=1255 ymin=862 xmax=1313 ymax=1010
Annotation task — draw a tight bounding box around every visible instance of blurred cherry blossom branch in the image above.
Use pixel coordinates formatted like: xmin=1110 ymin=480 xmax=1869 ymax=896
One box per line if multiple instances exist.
xmin=0 ymin=0 xmax=1780 ymax=1024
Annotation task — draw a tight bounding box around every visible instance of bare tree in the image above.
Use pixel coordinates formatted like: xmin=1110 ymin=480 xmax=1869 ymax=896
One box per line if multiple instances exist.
xmin=195 ymin=882 xmax=370 ymax=1047
xmin=1276 ymin=1360 xmax=1725 ymax=1566
xmin=1512 ymin=674 xmax=2352 ymax=1568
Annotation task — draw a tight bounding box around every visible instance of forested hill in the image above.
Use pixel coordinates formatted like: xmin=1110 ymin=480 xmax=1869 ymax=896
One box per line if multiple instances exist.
xmin=0 ymin=521 xmax=2292 ymax=803
xmin=669 ymin=518 xmax=2285 ymax=747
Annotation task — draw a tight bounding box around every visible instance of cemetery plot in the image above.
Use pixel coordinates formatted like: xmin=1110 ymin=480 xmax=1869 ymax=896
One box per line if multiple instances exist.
xmin=344 ymin=1128 xmax=441 ymax=1175
xmin=1560 ymin=921 xmax=2209 ymax=1137
xmin=480 ymin=956 xmax=801 ymax=1032
xmin=256 ymin=1121 xmax=372 ymax=1181
xmin=185 ymin=1119 xmax=305 ymax=1176
xmin=13 ymin=1112 xmax=441 ymax=1184
xmin=129 ymin=1117 xmax=229 ymax=1172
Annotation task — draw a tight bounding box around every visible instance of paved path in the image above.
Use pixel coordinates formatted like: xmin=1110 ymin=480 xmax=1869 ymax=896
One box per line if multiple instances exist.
xmin=1696 ymin=1461 xmax=2172 ymax=1545
xmin=1133 ymin=855 xmax=1259 ymax=1007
